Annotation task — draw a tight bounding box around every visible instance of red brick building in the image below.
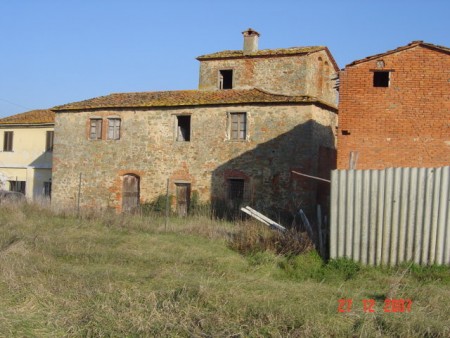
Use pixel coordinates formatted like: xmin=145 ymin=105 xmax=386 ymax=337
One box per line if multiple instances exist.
xmin=337 ymin=41 xmax=450 ymax=169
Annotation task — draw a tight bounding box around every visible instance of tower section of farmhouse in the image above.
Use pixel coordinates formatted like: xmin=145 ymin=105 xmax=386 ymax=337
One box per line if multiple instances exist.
xmin=51 ymin=29 xmax=339 ymax=217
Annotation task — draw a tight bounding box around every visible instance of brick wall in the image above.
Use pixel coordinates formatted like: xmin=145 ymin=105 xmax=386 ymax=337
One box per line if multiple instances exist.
xmin=337 ymin=45 xmax=450 ymax=169
xmin=52 ymin=104 xmax=336 ymax=216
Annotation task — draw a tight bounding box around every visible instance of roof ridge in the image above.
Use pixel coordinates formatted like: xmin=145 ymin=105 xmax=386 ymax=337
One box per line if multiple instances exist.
xmin=197 ymin=45 xmax=326 ymax=60
xmin=346 ymin=40 xmax=450 ymax=67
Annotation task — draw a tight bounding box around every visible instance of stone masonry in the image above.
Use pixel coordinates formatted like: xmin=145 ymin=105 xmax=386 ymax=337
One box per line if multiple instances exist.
xmin=198 ymin=48 xmax=337 ymax=105
xmin=52 ymin=29 xmax=339 ymax=217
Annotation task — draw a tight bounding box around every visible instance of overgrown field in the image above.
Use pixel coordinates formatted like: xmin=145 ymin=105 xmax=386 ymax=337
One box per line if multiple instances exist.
xmin=0 ymin=203 xmax=449 ymax=337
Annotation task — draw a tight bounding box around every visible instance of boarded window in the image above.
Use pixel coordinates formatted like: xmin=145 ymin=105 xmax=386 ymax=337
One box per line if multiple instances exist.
xmin=230 ymin=113 xmax=246 ymax=140
xmin=228 ymin=179 xmax=245 ymax=201
xmin=108 ymin=118 xmax=121 ymax=140
xmin=176 ymin=116 xmax=191 ymax=141
xmin=44 ymin=182 xmax=52 ymax=198
xmin=46 ymin=131 xmax=54 ymax=151
xmin=90 ymin=119 xmax=102 ymax=140
xmin=373 ymin=71 xmax=390 ymax=87
xmin=3 ymin=131 xmax=13 ymax=151
xmin=9 ymin=180 xmax=26 ymax=195
xmin=219 ymin=70 xmax=233 ymax=89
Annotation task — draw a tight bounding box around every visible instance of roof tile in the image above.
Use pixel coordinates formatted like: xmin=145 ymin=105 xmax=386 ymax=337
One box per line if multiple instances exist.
xmin=197 ymin=46 xmax=326 ymax=60
xmin=0 ymin=109 xmax=55 ymax=125
xmin=52 ymin=88 xmax=337 ymax=111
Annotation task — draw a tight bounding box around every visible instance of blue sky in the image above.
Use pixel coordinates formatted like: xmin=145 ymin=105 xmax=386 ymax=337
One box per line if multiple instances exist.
xmin=0 ymin=0 xmax=449 ymax=118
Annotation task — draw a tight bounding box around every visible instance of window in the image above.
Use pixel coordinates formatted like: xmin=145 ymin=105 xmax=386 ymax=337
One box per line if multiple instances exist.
xmin=107 ymin=118 xmax=121 ymax=140
xmin=46 ymin=131 xmax=54 ymax=151
xmin=228 ymin=179 xmax=245 ymax=201
xmin=229 ymin=112 xmax=247 ymax=140
xmin=219 ymin=70 xmax=233 ymax=89
xmin=44 ymin=182 xmax=52 ymax=198
xmin=90 ymin=119 xmax=102 ymax=140
xmin=176 ymin=115 xmax=191 ymax=141
xmin=9 ymin=181 xmax=26 ymax=195
xmin=3 ymin=131 xmax=13 ymax=151
xmin=373 ymin=71 xmax=390 ymax=87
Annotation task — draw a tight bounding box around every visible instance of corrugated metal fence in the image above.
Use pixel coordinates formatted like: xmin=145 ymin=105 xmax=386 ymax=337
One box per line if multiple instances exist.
xmin=330 ymin=166 xmax=450 ymax=265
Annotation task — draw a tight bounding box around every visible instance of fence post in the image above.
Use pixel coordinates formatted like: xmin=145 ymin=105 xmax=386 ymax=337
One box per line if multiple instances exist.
xmin=165 ymin=178 xmax=169 ymax=231
xmin=77 ymin=173 xmax=82 ymax=217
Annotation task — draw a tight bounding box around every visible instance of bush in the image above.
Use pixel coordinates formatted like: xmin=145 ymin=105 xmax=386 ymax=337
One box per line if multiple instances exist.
xmin=227 ymin=222 xmax=313 ymax=257
xmin=141 ymin=195 xmax=173 ymax=215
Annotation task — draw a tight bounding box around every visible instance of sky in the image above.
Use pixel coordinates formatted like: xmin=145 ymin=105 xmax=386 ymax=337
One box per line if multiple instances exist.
xmin=0 ymin=0 xmax=449 ymax=118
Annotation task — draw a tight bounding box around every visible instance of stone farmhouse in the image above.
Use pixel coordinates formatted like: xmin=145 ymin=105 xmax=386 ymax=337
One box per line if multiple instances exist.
xmin=0 ymin=109 xmax=54 ymax=199
xmin=51 ymin=29 xmax=339 ymax=217
xmin=337 ymin=41 xmax=450 ymax=170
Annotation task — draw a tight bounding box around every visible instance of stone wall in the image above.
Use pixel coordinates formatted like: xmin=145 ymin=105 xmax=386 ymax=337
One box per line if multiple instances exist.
xmin=337 ymin=46 xmax=450 ymax=169
xmin=198 ymin=50 xmax=337 ymax=106
xmin=52 ymin=103 xmax=337 ymax=217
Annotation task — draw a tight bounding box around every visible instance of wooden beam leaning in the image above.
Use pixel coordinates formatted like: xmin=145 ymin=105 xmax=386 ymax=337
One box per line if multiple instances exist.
xmin=240 ymin=206 xmax=286 ymax=232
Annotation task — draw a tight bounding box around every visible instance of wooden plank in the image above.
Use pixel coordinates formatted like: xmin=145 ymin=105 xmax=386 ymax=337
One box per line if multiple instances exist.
xmin=243 ymin=206 xmax=286 ymax=232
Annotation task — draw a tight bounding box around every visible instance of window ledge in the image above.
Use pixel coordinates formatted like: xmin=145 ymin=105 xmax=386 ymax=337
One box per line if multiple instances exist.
xmin=226 ymin=139 xmax=249 ymax=142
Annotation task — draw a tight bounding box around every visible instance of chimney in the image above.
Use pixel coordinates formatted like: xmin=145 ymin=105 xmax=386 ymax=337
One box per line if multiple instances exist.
xmin=242 ymin=28 xmax=260 ymax=55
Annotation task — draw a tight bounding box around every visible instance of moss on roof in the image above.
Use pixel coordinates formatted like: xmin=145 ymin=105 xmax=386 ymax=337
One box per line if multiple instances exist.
xmin=0 ymin=109 xmax=55 ymax=125
xmin=52 ymin=88 xmax=337 ymax=112
xmin=197 ymin=46 xmax=326 ymax=60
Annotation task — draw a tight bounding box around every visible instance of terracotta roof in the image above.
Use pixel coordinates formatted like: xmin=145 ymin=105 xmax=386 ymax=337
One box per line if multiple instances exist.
xmin=52 ymin=88 xmax=337 ymax=111
xmin=0 ymin=109 xmax=55 ymax=125
xmin=197 ymin=46 xmax=326 ymax=60
xmin=197 ymin=46 xmax=340 ymax=72
xmin=346 ymin=41 xmax=450 ymax=67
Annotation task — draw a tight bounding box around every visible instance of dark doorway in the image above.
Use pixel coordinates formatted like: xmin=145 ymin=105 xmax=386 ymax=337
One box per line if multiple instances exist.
xmin=176 ymin=183 xmax=191 ymax=216
xmin=122 ymin=174 xmax=140 ymax=212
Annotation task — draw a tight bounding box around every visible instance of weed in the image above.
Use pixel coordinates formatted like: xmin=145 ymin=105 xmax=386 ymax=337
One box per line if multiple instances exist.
xmin=0 ymin=203 xmax=449 ymax=337
xmin=227 ymin=221 xmax=313 ymax=256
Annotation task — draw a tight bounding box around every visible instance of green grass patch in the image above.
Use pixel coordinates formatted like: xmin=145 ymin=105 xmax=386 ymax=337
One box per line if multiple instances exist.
xmin=0 ymin=203 xmax=449 ymax=337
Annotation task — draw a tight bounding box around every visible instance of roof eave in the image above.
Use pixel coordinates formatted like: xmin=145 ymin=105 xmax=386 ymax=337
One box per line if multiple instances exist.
xmin=0 ymin=122 xmax=54 ymax=127
xmin=52 ymin=99 xmax=338 ymax=113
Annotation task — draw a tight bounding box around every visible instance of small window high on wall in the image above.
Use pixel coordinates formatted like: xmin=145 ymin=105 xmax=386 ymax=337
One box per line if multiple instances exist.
xmin=46 ymin=131 xmax=54 ymax=151
xmin=219 ymin=70 xmax=233 ymax=89
xmin=176 ymin=115 xmax=191 ymax=141
xmin=373 ymin=71 xmax=390 ymax=87
xmin=3 ymin=131 xmax=13 ymax=151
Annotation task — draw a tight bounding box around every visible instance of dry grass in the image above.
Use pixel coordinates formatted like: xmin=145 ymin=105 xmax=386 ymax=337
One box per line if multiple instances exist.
xmin=0 ymin=203 xmax=449 ymax=337
xmin=227 ymin=221 xmax=313 ymax=256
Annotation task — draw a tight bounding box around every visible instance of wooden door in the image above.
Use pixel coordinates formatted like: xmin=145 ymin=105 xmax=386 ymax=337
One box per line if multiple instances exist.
xmin=176 ymin=183 xmax=190 ymax=217
xmin=122 ymin=174 xmax=140 ymax=212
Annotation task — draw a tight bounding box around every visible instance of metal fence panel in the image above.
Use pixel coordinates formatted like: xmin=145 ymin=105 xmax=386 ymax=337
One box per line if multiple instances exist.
xmin=330 ymin=166 xmax=450 ymax=266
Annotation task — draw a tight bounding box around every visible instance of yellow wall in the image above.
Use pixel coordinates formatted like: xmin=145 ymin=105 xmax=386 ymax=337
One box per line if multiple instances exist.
xmin=0 ymin=126 xmax=53 ymax=199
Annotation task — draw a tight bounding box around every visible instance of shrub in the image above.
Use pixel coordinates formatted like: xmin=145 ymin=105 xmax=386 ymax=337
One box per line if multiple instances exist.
xmin=141 ymin=195 xmax=173 ymax=215
xmin=227 ymin=222 xmax=313 ymax=257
